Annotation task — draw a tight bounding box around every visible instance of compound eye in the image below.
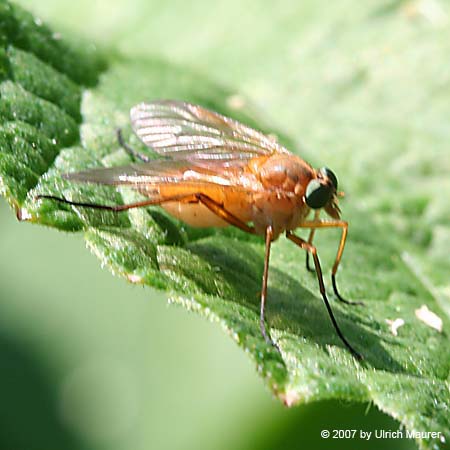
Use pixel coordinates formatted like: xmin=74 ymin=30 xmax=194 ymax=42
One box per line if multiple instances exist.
xmin=305 ymin=179 xmax=332 ymax=209
xmin=320 ymin=167 xmax=338 ymax=190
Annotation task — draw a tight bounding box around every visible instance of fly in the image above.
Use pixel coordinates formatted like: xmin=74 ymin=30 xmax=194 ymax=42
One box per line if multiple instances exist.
xmin=37 ymin=100 xmax=364 ymax=359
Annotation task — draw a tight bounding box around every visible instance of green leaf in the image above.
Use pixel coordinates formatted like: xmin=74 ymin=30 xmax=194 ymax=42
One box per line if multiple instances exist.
xmin=0 ymin=2 xmax=449 ymax=450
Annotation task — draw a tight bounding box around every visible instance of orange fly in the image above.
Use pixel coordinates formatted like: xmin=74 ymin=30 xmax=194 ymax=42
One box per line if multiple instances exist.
xmin=38 ymin=100 xmax=363 ymax=359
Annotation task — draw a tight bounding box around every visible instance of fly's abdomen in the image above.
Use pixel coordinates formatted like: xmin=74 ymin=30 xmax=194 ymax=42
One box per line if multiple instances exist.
xmin=254 ymin=154 xmax=315 ymax=195
xmin=142 ymin=183 xmax=254 ymax=228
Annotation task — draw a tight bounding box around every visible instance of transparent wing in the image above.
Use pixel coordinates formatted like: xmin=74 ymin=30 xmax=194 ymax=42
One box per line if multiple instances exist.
xmin=63 ymin=159 xmax=261 ymax=192
xmin=130 ymin=100 xmax=290 ymax=164
xmin=62 ymin=101 xmax=285 ymax=194
xmin=64 ymin=160 xmax=189 ymax=185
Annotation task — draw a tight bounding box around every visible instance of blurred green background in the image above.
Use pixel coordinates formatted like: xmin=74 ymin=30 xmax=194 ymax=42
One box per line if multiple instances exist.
xmin=2 ymin=0 xmax=447 ymax=448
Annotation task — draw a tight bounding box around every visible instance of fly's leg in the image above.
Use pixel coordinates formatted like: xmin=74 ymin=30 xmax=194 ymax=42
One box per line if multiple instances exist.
xmin=36 ymin=192 xmax=257 ymax=234
xmin=305 ymin=211 xmax=320 ymax=272
xmin=190 ymin=195 xmax=279 ymax=349
xmin=330 ymin=221 xmax=360 ymax=306
xmin=192 ymin=196 xmax=277 ymax=348
xmin=117 ymin=128 xmax=150 ymax=162
xmin=305 ymin=228 xmax=316 ymax=272
xmin=194 ymin=193 xmax=256 ymax=234
xmin=286 ymin=231 xmax=363 ymax=360
xmin=258 ymin=226 xmax=278 ymax=349
xmin=296 ymin=220 xmax=363 ymax=306
xmin=260 ymin=226 xmax=275 ymax=347
xmin=37 ymin=192 xmax=280 ymax=349
xmin=35 ymin=193 xmax=200 ymax=212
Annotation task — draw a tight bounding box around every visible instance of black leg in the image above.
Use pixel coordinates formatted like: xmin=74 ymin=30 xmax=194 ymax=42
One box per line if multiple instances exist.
xmin=117 ymin=128 xmax=150 ymax=162
xmin=295 ymin=219 xmax=364 ymax=306
xmin=332 ymin=275 xmax=364 ymax=306
xmin=36 ymin=192 xmax=258 ymax=234
xmin=306 ymin=213 xmax=318 ymax=272
xmin=286 ymin=231 xmax=363 ymax=360
xmin=35 ymin=193 xmax=196 ymax=212
xmin=306 ymin=252 xmax=314 ymax=272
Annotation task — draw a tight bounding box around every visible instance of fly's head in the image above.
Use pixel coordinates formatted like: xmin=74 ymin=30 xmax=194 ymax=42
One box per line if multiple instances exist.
xmin=305 ymin=167 xmax=341 ymax=219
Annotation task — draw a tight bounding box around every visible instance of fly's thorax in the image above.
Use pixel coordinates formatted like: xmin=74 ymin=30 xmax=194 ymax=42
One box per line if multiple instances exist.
xmin=251 ymin=154 xmax=315 ymax=198
xmin=251 ymin=191 xmax=311 ymax=238
xmin=247 ymin=155 xmax=315 ymax=237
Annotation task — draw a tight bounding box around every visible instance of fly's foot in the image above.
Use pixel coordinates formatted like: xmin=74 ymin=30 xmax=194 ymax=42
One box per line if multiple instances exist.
xmin=332 ymin=274 xmax=365 ymax=306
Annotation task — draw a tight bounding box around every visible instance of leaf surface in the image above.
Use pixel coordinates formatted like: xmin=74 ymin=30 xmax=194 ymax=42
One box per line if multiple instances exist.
xmin=0 ymin=2 xmax=449 ymax=449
